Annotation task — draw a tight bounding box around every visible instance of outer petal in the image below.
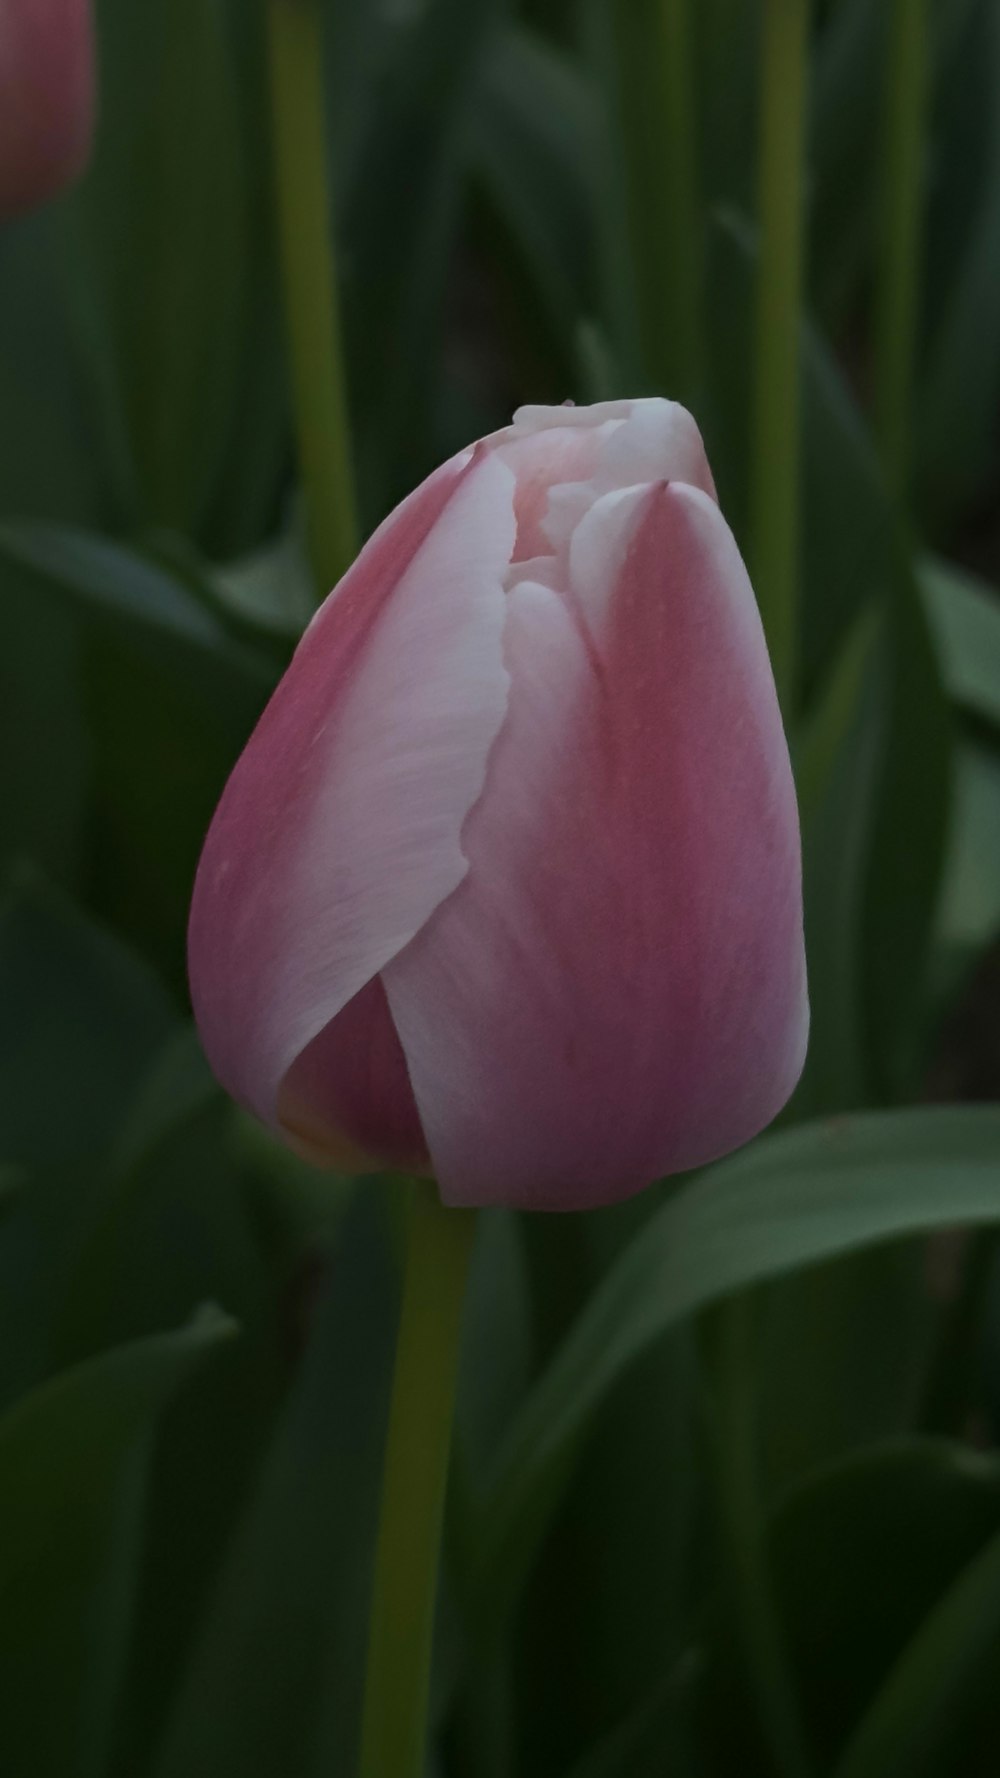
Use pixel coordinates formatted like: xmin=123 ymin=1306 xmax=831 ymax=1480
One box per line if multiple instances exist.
xmin=188 ymin=447 xmax=515 ymax=1130
xmin=384 ymin=482 xmax=807 ymax=1210
xmin=0 ymin=0 xmax=94 ymax=216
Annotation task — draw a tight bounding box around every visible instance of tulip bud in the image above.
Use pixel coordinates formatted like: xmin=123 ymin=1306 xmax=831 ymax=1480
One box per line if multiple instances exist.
xmin=189 ymin=400 xmax=808 ymax=1210
xmin=0 ymin=0 xmax=94 ymax=217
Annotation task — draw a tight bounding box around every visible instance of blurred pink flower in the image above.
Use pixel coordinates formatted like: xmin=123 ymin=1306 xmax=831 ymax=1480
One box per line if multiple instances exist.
xmin=0 ymin=0 xmax=94 ymax=216
xmin=189 ymin=399 xmax=808 ymax=1210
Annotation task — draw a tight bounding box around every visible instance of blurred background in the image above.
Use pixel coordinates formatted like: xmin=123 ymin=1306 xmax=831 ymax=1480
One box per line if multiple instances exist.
xmin=2 ymin=0 xmax=1000 ymax=1774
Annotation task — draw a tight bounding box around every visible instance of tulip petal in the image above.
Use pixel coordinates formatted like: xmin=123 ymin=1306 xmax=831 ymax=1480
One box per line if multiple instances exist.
xmin=0 ymin=0 xmax=94 ymax=215
xmin=592 ymin=400 xmax=717 ymax=501
xmin=188 ymin=447 xmax=515 ymax=1128
xmin=384 ymin=483 xmax=807 ymax=1210
xmin=277 ymin=975 xmax=428 ymax=1171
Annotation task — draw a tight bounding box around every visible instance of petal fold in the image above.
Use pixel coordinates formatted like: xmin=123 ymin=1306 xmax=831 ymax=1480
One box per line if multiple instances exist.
xmin=384 ymin=485 xmax=807 ymax=1209
xmin=189 ymin=448 xmax=515 ymax=1128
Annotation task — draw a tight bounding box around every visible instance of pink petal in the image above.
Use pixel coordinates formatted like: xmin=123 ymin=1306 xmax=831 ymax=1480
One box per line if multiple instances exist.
xmin=591 ymin=400 xmax=716 ymax=502
xmin=384 ymin=482 xmax=807 ymax=1210
xmin=277 ymin=975 xmax=427 ymax=1171
xmin=0 ymin=0 xmax=94 ymax=216
xmin=188 ymin=446 xmax=515 ymax=1132
xmin=495 ymin=424 xmax=614 ymax=563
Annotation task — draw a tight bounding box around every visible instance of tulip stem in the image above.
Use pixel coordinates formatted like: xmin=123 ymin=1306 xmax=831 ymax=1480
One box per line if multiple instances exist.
xmin=267 ymin=0 xmax=358 ymax=599
xmin=656 ymin=0 xmax=704 ymax=404
xmin=360 ymin=1183 xmax=475 ymax=1778
xmin=875 ymin=0 xmax=928 ymax=506
xmin=750 ymin=0 xmax=809 ymax=716
xmin=713 ymin=1294 xmax=814 ymax=1778
xmin=608 ymin=0 xmax=705 ymax=405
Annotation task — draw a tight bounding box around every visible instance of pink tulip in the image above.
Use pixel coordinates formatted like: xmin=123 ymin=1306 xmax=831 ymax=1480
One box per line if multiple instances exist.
xmin=0 ymin=0 xmax=94 ymax=217
xmin=189 ymin=400 xmax=808 ymax=1210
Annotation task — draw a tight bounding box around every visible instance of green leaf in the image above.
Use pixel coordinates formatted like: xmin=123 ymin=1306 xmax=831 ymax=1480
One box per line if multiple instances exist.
xmin=917 ymin=1 xmax=1000 ymax=523
xmin=0 ymin=521 xmax=275 ymax=970
xmin=0 ymin=555 xmax=90 ymax=884
xmin=794 ymin=607 xmax=883 ymax=1114
xmin=0 ymin=1308 xmax=236 ymax=1778
xmin=861 ymin=563 xmax=953 ymax=1096
xmin=704 ymin=220 xmax=892 ymax=689
xmin=473 ymin=1109 xmax=1000 ymax=1627
xmin=9 ymin=1021 xmax=289 ymax=1778
xmin=778 ymin=1439 xmax=1000 ymax=1766
xmin=0 ymin=522 xmax=233 ymax=655
xmin=809 ymin=0 xmax=885 ymax=323
xmin=343 ymin=0 xmax=510 ymax=518
xmin=835 ymin=1524 xmax=1000 ymax=1778
xmin=0 ymin=211 xmax=107 ymax=525
xmin=0 ymin=876 xmax=175 ymax=1171
xmin=211 ymin=516 xmax=315 ymax=641
xmin=695 ymin=1435 xmax=1000 ymax=1776
xmin=469 ymin=27 xmax=597 ymax=356
xmin=760 ymin=1245 xmax=936 ymax=1499
xmin=151 ymin=1200 xmax=398 ymax=1778
xmin=922 ymin=555 xmax=1000 ymax=731
xmin=82 ymin=0 xmax=251 ymax=535
xmin=938 ymin=744 xmax=1000 ymax=969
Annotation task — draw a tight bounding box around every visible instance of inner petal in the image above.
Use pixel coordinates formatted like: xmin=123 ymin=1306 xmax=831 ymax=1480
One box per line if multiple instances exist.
xmin=497 ymin=423 xmax=620 ymax=561
xmin=278 ymin=975 xmax=428 ymax=1172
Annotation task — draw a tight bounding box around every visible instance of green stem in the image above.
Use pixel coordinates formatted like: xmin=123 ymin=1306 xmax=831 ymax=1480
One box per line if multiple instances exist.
xmin=267 ymin=0 xmax=358 ymax=598
xmin=360 ymin=1184 xmax=475 ymax=1778
xmin=657 ymin=0 xmax=704 ymax=403
xmin=713 ymin=1295 xmax=814 ymax=1778
xmin=751 ymin=0 xmax=810 ymax=716
xmin=875 ymin=0 xmax=929 ymax=506
xmin=611 ymin=0 xmax=705 ymax=404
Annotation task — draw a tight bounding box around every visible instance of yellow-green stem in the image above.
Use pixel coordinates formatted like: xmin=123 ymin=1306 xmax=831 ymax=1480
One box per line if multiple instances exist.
xmin=360 ymin=1184 xmax=475 ymax=1778
xmin=751 ymin=0 xmax=810 ymax=716
xmin=875 ymin=0 xmax=928 ymax=506
xmin=267 ymin=0 xmax=358 ymax=599
xmin=658 ymin=0 xmax=704 ymax=403
xmin=610 ymin=0 xmax=705 ymax=404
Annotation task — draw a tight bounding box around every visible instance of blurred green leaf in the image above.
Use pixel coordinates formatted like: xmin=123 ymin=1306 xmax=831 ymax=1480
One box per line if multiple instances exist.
xmin=211 ymin=516 xmax=315 ymax=641
xmin=938 ymin=744 xmax=1000 ymax=968
xmin=0 ymin=560 xmax=90 ymax=883
xmin=83 ymin=0 xmax=251 ymax=535
xmin=100 ymin=1096 xmax=290 ymax=1778
xmin=0 ymin=875 xmax=175 ymax=1171
xmin=696 ymin=1436 xmax=1000 ymax=1777
xmin=809 ymin=0 xmax=884 ymax=323
xmin=861 ymin=563 xmax=952 ymax=1097
xmin=470 ymin=26 xmax=597 ymax=359
xmin=795 ymin=608 xmax=883 ymax=1114
xmin=835 ymin=1521 xmax=1000 ymax=1778
xmin=704 ymin=221 xmax=892 ymax=689
xmin=0 ymin=212 xmax=107 ymax=525
xmin=151 ymin=1199 xmax=397 ymax=1778
xmin=474 ymin=1109 xmax=1000 ymax=1627
xmin=781 ymin=1440 xmax=1000 ymax=1773
xmin=343 ymin=0 xmax=510 ymax=517
xmin=0 ymin=1307 xmax=236 ymax=1778
xmin=0 ymin=521 xmax=276 ymax=970
xmin=563 ymin=1653 xmax=702 ymax=1778
xmin=917 ymin=0 xmax=1000 ymax=524
xmin=923 ymin=555 xmax=1000 ymax=731
xmin=0 ymin=522 xmax=258 ymax=665
xmin=760 ymin=1244 xmax=936 ymax=1495
xmin=692 ymin=0 xmax=758 ymax=216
